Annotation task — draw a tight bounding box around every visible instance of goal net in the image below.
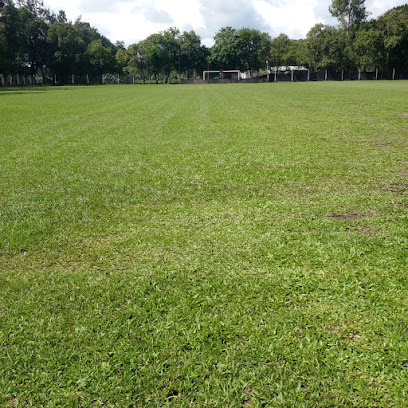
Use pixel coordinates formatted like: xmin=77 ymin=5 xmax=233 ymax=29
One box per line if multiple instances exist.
xmin=202 ymin=70 xmax=241 ymax=83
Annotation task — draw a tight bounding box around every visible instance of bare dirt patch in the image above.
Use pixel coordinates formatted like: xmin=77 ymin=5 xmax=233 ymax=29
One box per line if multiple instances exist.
xmin=397 ymin=113 xmax=408 ymax=118
xmin=387 ymin=183 xmax=408 ymax=193
xmin=344 ymin=333 xmax=363 ymax=343
xmin=330 ymin=325 xmax=362 ymax=343
xmin=372 ymin=139 xmax=392 ymax=147
xmin=352 ymin=226 xmax=378 ymax=236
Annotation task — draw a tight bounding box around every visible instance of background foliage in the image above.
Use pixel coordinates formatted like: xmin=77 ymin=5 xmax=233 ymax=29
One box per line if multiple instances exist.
xmin=1 ymin=0 xmax=408 ymax=81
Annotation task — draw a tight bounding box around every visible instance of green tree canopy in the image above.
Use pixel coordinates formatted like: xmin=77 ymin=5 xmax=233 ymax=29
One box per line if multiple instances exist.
xmin=377 ymin=5 xmax=408 ymax=71
xmin=86 ymin=40 xmax=116 ymax=75
xmin=211 ymin=26 xmax=239 ymax=69
xmin=1 ymin=0 xmax=407 ymax=80
xmin=306 ymin=24 xmax=346 ymax=71
xmin=235 ymin=28 xmax=270 ymax=73
xmin=270 ymin=33 xmax=291 ymax=68
xmin=329 ymin=0 xmax=368 ymax=30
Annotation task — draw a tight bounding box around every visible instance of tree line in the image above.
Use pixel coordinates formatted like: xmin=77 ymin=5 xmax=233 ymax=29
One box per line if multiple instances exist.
xmin=1 ymin=0 xmax=407 ymax=83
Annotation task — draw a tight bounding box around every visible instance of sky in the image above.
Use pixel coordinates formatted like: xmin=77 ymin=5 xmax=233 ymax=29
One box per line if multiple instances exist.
xmin=43 ymin=0 xmax=407 ymax=46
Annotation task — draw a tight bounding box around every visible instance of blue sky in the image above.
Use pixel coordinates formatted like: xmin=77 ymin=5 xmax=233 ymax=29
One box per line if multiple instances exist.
xmin=44 ymin=0 xmax=407 ymax=46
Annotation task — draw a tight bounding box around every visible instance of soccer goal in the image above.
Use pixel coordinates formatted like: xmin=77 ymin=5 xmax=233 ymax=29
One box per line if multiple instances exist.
xmin=202 ymin=70 xmax=241 ymax=83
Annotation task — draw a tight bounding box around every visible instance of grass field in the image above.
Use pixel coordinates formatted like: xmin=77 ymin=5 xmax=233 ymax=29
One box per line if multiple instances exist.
xmin=0 ymin=82 xmax=407 ymax=407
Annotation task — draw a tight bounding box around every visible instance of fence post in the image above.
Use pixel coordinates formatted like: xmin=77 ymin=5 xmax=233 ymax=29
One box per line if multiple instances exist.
xmin=133 ymin=76 xmax=135 ymax=85
xmin=117 ymin=74 xmax=120 ymax=84
xmin=1 ymin=75 xmax=4 ymax=87
xmin=341 ymin=69 xmax=344 ymax=81
xmin=325 ymin=70 xmax=328 ymax=81
xmin=392 ymin=68 xmax=396 ymax=80
xmin=358 ymin=70 xmax=361 ymax=80
xmin=291 ymin=70 xmax=294 ymax=82
xmin=274 ymin=68 xmax=277 ymax=83
xmin=266 ymin=60 xmax=270 ymax=82
xmin=375 ymin=68 xmax=378 ymax=80
xmin=307 ymin=69 xmax=310 ymax=82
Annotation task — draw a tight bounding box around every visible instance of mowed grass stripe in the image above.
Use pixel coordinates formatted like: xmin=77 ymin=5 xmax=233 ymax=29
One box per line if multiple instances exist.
xmin=1 ymin=86 xmax=198 ymax=254
xmin=0 ymin=82 xmax=407 ymax=406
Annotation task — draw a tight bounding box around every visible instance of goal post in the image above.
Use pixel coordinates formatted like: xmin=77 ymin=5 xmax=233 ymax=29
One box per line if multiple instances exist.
xmin=203 ymin=70 xmax=241 ymax=83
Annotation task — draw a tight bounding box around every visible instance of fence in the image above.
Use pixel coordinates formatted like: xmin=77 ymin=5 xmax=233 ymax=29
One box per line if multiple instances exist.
xmin=0 ymin=74 xmax=44 ymax=86
xmin=1 ymin=70 xmax=408 ymax=87
xmin=0 ymin=73 xmax=178 ymax=87
xmin=184 ymin=70 xmax=408 ymax=84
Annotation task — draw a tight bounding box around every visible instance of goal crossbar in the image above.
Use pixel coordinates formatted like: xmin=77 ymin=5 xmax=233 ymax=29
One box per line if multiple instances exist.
xmin=203 ymin=70 xmax=241 ymax=82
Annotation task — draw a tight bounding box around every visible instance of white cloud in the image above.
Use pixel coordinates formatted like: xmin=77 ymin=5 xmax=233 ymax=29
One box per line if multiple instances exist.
xmin=253 ymin=0 xmax=319 ymax=38
xmin=143 ymin=7 xmax=173 ymax=24
xmin=366 ymin=0 xmax=407 ymax=19
xmin=43 ymin=0 xmax=408 ymax=46
xmin=197 ymin=0 xmax=270 ymax=38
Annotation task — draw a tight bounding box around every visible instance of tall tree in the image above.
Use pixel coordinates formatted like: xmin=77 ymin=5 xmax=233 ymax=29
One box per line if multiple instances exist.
xmin=210 ymin=26 xmax=239 ymax=69
xmin=354 ymin=23 xmax=384 ymax=71
xmin=126 ymin=41 xmax=146 ymax=81
xmin=47 ymin=21 xmax=84 ymax=76
xmin=306 ymin=24 xmax=346 ymax=71
xmin=115 ymin=46 xmax=128 ymax=73
xmin=143 ymin=33 xmax=165 ymax=83
xmin=285 ymin=39 xmax=308 ymax=68
xmin=18 ymin=5 xmax=50 ymax=74
xmin=160 ymin=27 xmax=180 ymax=82
xmin=377 ymin=5 xmax=408 ymax=71
xmin=235 ymin=28 xmax=271 ymax=74
xmin=179 ymin=30 xmax=207 ymax=78
xmin=270 ymin=33 xmax=291 ymax=69
xmin=74 ymin=19 xmax=113 ymax=49
xmin=0 ymin=18 xmax=7 ymax=74
xmin=329 ymin=0 xmax=368 ymax=31
xmin=0 ymin=0 xmax=22 ymax=74
xmin=329 ymin=0 xmax=367 ymax=74
xmin=86 ymin=40 xmax=116 ymax=75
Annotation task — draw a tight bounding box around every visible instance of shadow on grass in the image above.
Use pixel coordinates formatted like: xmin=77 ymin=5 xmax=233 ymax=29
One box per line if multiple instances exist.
xmin=0 ymin=87 xmax=49 ymax=96
xmin=0 ymin=86 xmax=81 ymax=96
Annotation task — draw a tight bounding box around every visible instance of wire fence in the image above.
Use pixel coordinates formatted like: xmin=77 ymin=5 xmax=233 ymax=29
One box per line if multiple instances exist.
xmin=0 ymin=73 xmax=178 ymax=87
xmin=190 ymin=69 xmax=408 ymax=84
xmin=1 ymin=70 xmax=408 ymax=87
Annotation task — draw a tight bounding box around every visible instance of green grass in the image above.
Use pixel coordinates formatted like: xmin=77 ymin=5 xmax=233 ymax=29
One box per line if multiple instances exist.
xmin=0 ymin=82 xmax=407 ymax=407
